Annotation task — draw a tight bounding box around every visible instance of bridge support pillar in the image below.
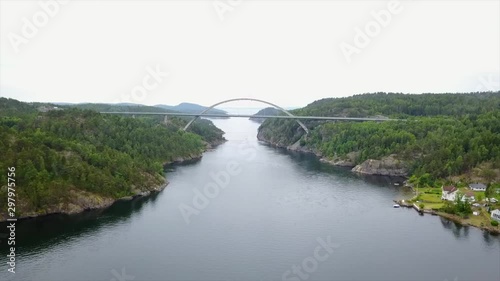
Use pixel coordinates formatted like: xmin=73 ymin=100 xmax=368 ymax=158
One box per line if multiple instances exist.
xmin=164 ymin=115 xmax=168 ymax=125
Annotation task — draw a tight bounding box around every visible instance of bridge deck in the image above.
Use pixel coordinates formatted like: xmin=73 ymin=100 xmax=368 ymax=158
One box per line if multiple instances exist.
xmin=100 ymin=112 xmax=402 ymax=121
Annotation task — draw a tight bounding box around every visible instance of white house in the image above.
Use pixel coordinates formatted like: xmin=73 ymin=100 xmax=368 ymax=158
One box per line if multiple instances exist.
xmin=461 ymin=191 xmax=475 ymax=202
xmin=491 ymin=209 xmax=500 ymax=222
xmin=469 ymin=183 xmax=487 ymax=191
xmin=441 ymin=185 xmax=458 ymax=201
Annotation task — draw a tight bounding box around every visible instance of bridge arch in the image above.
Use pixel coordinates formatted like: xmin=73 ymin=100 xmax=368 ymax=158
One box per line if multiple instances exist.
xmin=183 ymin=98 xmax=309 ymax=134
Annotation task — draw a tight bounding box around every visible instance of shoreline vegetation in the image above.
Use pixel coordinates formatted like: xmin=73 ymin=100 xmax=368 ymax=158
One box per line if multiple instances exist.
xmin=3 ymin=92 xmax=500 ymax=232
xmin=0 ymin=98 xmax=226 ymax=222
xmin=393 ymin=196 xmax=500 ymax=234
xmin=0 ymin=154 xmax=210 ymax=223
xmin=257 ymin=91 xmax=500 ymax=234
xmin=259 ymin=136 xmax=500 ymax=234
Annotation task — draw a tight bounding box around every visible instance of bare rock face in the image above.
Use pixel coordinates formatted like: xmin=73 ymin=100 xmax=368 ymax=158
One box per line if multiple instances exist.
xmin=39 ymin=190 xmax=115 ymax=216
xmin=320 ymin=151 xmax=360 ymax=168
xmin=320 ymin=158 xmax=354 ymax=167
xmin=5 ymin=181 xmax=170 ymax=222
xmin=13 ymin=190 xmax=115 ymax=220
xmin=68 ymin=190 xmax=115 ymax=211
xmin=351 ymin=154 xmax=408 ymax=176
xmin=286 ymin=139 xmax=317 ymax=154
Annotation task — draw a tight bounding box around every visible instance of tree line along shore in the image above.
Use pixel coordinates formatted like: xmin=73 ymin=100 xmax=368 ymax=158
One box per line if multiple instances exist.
xmin=256 ymin=92 xmax=500 ymax=231
xmin=0 ymin=98 xmax=225 ymax=221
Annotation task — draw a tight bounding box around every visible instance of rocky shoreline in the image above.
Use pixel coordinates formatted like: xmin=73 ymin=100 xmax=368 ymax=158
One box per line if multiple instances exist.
xmin=257 ymin=133 xmax=500 ymax=234
xmin=0 ymin=138 xmax=226 ymax=223
xmin=351 ymin=154 xmax=408 ymax=177
xmin=163 ymin=139 xmax=226 ymax=166
xmin=0 ymin=180 xmax=169 ymax=223
xmin=257 ymin=132 xmax=409 ymax=177
xmin=205 ymin=138 xmax=227 ymax=149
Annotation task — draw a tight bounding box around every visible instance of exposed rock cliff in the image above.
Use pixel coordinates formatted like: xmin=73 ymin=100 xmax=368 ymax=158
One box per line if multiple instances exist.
xmin=319 ymin=152 xmax=359 ymax=168
xmin=351 ymin=154 xmax=408 ymax=176
xmin=0 ymin=181 xmax=169 ymax=222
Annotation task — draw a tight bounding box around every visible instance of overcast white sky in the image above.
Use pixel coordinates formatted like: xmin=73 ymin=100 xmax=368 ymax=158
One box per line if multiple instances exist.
xmin=1 ymin=1 xmax=499 ymax=108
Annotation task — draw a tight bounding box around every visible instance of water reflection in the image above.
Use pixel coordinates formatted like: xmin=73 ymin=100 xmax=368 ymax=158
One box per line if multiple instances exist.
xmin=439 ymin=216 xmax=500 ymax=242
xmin=273 ymin=146 xmax=409 ymax=190
xmin=483 ymin=230 xmax=499 ymax=246
xmin=275 ymin=144 xmax=499 ymax=246
xmin=0 ymin=141 xmax=500 ymax=280
xmin=0 ymin=192 xmax=161 ymax=254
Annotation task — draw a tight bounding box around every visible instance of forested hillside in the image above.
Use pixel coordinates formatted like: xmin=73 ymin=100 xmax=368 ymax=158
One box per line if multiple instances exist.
xmin=66 ymin=102 xmax=170 ymax=113
xmin=296 ymin=92 xmax=500 ymax=118
xmin=0 ymin=98 xmax=225 ymax=219
xmin=258 ymin=92 xmax=500 ymax=181
xmin=155 ymin=102 xmax=228 ymax=115
xmin=65 ymin=102 xmax=225 ymax=144
xmin=249 ymin=107 xmax=281 ymax=123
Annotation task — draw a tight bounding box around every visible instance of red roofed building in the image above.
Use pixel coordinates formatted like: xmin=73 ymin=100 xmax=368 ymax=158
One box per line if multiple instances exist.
xmin=441 ymin=185 xmax=458 ymax=201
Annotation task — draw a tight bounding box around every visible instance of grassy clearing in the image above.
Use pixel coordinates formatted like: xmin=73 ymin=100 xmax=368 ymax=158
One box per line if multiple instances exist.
xmin=422 ymin=202 xmax=444 ymax=210
xmin=405 ymin=181 xmax=500 ymax=233
xmin=473 ymin=191 xmax=486 ymax=198
xmin=419 ymin=193 xmax=442 ymax=203
xmin=415 ymin=187 xmax=439 ymax=194
xmin=412 ymin=187 xmax=443 ymax=206
xmin=466 ymin=211 xmax=490 ymax=226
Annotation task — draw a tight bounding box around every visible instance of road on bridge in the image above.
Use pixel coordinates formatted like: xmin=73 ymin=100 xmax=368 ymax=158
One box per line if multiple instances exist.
xmin=99 ymin=111 xmax=401 ymax=122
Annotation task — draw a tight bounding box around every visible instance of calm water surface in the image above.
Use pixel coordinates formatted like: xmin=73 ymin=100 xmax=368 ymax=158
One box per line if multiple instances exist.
xmin=1 ymin=119 xmax=499 ymax=281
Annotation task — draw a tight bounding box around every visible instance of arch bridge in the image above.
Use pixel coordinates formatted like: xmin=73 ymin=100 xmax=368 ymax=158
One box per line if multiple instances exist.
xmin=101 ymin=97 xmax=402 ymax=135
xmin=182 ymin=98 xmax=309 ymax=133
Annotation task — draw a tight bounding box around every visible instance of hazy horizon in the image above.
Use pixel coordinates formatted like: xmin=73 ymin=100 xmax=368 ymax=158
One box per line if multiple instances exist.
xmin=5 ymin=91 xmax=499 ymax=111
xmin=1 ymin=1 xmax=499 ymax=108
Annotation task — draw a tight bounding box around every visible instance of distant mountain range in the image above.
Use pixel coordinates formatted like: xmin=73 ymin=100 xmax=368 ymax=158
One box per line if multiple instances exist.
xmin=154 ymin=102 xmax=227 ymax=115
xmin=54 ymin=102 xmax=228 ymax=115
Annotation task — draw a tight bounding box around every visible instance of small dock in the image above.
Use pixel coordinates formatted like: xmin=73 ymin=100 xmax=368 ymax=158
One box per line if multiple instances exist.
xmin=393 ymin=200 xmax=437 ymax=215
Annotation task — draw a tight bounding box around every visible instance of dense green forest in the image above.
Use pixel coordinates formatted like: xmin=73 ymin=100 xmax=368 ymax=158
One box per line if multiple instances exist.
xmin=0 ymin=98 xmax=224 ymax=218
xmin=296 ymin=92 xmax=500 ymax=118
xmin=258 ymin=92 xmax=500 ymax=180
xmin=64 ymin=102 xmax=225 ymax=144
xmin=65 ymin=102 xmax=173 ymax=113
